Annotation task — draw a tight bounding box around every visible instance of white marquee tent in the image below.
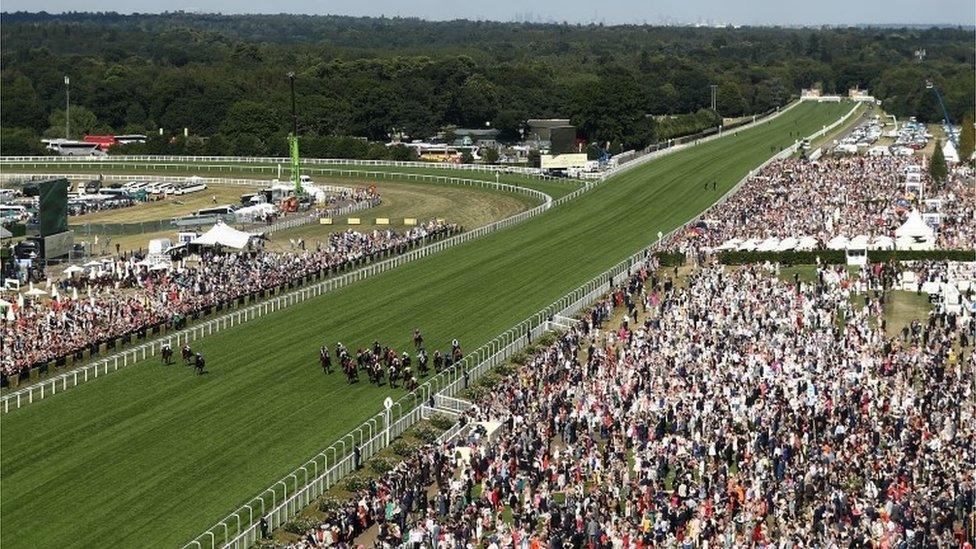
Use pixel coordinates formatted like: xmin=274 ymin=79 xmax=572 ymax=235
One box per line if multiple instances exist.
xmin=894 ymin=211 xmax=936 ymax=250
xmin=191 ymin=222 xmax=258 ymax=249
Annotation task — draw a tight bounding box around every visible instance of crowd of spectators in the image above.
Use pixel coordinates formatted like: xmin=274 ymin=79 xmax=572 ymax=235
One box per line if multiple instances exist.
xmin=288 ymin=257 xmax=974 ymax=548
xmin=662 ymin=157 xmax=974 ymax=253
xmin=0 ymin=220 xmax=459 ymax=377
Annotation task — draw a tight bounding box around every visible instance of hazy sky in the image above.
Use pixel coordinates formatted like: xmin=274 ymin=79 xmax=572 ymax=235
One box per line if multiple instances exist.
xmin=4 ymin=0 xmax=974 ymax=26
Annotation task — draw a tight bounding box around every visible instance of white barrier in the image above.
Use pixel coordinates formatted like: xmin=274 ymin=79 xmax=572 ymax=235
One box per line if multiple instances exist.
xmin=0 ymin=155 xmax=557 ymax=179
xmin=187 ymin=100 xmax=853 ymax=549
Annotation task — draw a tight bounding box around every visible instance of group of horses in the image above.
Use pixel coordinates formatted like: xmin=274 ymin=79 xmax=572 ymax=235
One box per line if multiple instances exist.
xmin=161 ymin=343 xmax=205 ymax=375
xmin=318 ymin=330 xmax=464 ymax=390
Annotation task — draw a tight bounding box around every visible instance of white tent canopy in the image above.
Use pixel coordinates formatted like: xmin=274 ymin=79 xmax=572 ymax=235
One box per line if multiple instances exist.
xmin=826 ymin=235 xmax=849 ymax=250
xmin=848 ymin=235 xmax=870 ymax=249
xmin=870 ymin=235 xmax=895 ymax=250
xmin=737 ymin=238 xmax=761 ymax=251
xmin=714 ymin=238 xmax=742 ymax=251
xmin=191 ymin=222 xmax=256 ymax=249
xmin=942 ymin=140 xmax=959 ymax=164
xmin=795 ymin=236 xmax=818 ymax=251
xmin=895 ymin=211 xmax=935 ymax=239
xmin=757 ymin=237 xmax=780 ymax=252
xmin=776 ymin=237 xmax=799 ymax=252
xmin=235 ymin=202 xmax=277 ymax=222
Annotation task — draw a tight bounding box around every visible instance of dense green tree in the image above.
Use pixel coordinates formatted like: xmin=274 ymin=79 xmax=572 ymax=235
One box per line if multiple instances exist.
xmin=930 ymin=140 xmax=948 ymax=183
xmin=0 ymin=127 xmax=46 ymax=155
xmin=0 ymin=14 xmax=972 ymax=158
xmin=44 ymin=106 xmax=104 ymax=138
xmin=492 ymin=110 xmax=523 ymax=143
xmin=0 ymin=72 xmax=46 ymax=131
xmin=482 ymin=147 xmax=499 ymax=164
xmin=959 ymin=115 xmax=974 ymax=163
xmin=233 ymin=134 xmax=265 ymax=156
xmin=220 ymin=101 xmax=280 ymax=138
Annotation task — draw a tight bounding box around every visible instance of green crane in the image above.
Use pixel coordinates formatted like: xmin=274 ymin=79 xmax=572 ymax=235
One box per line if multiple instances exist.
xmin=287 ymin=72 xmax=303 ymax=194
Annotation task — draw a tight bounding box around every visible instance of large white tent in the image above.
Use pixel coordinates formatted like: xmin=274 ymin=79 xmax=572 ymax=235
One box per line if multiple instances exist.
xmin=847 ymin=235 xmax=870 ymax=249
xmin=776 ymin=237 xmax=799 ymax=252
xmin=235 ymin=202 xmax=276 ymax=222
xmin=191 ymin=222 xmax=257 ymax=249
xmin=795 ymin=236 xmax=819 ymax=251
xmin=894 ymin=211 xmax=936 ymax=250
xmin=942 ymin=140 xmax=959 ymax=164
xmin=826 ymin=235 xmax=849 ymax=250
xmin=714 ymin=238 xmax=742 ymax=251
xmin=756 ymin=237 xmax=780 ymax=252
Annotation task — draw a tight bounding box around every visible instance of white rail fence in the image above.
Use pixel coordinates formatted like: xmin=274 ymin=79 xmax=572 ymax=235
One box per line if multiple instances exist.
xmin=187 ymin=100 xmax=844 ymax=549
xmin=0 ymin=176 xmax=554 ymax=413
xmin=0 ymin=162 xmax=573 ymax=190
xmin=0 ymin=155 xmax=551 ymax=178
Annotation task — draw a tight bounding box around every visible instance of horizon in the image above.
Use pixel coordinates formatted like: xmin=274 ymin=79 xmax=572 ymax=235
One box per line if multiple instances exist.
xmin=1 ymin=0 xmax=974 ymax=28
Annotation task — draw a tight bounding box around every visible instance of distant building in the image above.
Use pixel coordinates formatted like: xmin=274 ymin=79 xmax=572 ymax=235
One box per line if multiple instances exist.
xmin=443 ymin=128 xmax=500 ymax=147
xmin=848 ymin=88 xmax=877 ymax=103
xmin=525 ymin=119 xmax=571 ymax=143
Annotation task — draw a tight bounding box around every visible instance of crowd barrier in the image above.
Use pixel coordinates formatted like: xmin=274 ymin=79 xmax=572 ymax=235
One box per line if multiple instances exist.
xmin=185 ymin=99 xmax=846 ymax=549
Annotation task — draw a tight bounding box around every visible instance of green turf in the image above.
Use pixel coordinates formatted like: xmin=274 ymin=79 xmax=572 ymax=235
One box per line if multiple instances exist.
xmin=0 ymin=161 xmax=582 ymax=199
xmin=0 ymin=101 xmax=850 ymax=548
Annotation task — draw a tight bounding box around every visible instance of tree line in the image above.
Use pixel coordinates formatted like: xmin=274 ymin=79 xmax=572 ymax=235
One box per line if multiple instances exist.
xmin=1 ymin=13 xmax=973 ymax=158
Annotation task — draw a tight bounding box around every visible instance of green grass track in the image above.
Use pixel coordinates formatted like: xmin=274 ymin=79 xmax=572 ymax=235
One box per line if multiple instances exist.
xmin=0 ymin=101 xmax=849 ymax=548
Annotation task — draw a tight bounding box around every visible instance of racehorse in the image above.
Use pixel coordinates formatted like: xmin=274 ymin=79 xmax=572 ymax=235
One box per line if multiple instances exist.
xmin=194 ymin=353 xmax=205 ymax=375
xmin=368 ymin=363 xmax=384 ymax=386
xmin=344 ymin=359 xmax=359 ymax=383
xmin=412 ymin=328 xmax=424 ymax=350
xmin=161 ymin=344 xmax=174 ymax=365
xmin=388 ymin=364 xmax=398 ymax=388
xmin=405 ymin=375 xmax=419 ymax=391
xmin=181 ymin=344 xmax=193 ymax=366
xmin=319 ymin=346 xmax=332 ymax=374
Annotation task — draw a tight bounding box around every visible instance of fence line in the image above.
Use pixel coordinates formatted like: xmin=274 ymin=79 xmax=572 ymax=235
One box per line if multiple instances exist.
xmin=0 ymin=156 xmax=565 ymax=181
xmin=0 ymin=174 xmax=555 ymax=412
xmin=188 ymin=100 xmax=841 ymax=549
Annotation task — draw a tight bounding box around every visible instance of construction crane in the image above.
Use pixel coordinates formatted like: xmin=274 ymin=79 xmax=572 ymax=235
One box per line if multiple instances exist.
xmin=925 ymin=80 xmax=959 ymax=147
xmin=287 ymin=72 xmax=303 ymax=194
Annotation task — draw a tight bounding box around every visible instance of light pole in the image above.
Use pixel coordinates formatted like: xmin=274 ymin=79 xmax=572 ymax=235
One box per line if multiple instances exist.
xmin=709 ymin=84 xmax=718 ymax=112
xmin=64 ymin=75 xmax=71 ymax=139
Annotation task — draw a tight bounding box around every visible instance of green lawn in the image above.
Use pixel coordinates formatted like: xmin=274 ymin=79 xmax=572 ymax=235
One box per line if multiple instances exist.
xmin=0 ymin=101 xmax=850 ymax=548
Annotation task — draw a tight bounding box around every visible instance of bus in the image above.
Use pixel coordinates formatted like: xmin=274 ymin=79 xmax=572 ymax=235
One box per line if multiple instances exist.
xmin=197 ymin=205 xmax=236 ymax=216
xmin=0 ymin=204 xmax=28 ymax=221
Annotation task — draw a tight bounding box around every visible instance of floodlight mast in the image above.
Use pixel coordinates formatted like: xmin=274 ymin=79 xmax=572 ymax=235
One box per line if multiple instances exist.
xmin=288 ymin=72 xmax=302 ymax=194
xmin=925 ymin=79 xmax=958 ymax=147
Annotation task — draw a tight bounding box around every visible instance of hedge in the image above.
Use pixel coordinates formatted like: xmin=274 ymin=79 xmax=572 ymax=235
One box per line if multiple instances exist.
xmin=717 ymin=249 xmax=975 ymax=266
xmin=5 ymin=223 xmax=26 ymax=237
xmin=652 ymin=252 xmax=686 ymax=267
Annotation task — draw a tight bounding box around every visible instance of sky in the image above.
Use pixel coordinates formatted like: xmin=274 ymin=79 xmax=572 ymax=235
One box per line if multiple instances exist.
xmin=2 ymin=0 xmax=974 ymax=26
